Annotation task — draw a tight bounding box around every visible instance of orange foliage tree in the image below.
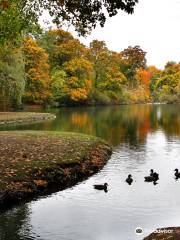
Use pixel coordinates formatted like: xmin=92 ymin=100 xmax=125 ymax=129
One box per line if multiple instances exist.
xmin=63 ymin=58 xmax=93 ymax=102
xmin=23 ymin=37 xmax=52 ymax=104
xmin=135 ymin=69 xmax=151 ymax=89
xmin=133 ymin=69 xmax=151 ymax=102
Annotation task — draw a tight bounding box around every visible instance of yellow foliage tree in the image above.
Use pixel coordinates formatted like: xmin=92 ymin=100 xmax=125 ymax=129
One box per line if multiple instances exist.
xmin=23 ymin=37 xmax=52 ymax=104
xmin=64 ymin=58 xmax=93 ymax=102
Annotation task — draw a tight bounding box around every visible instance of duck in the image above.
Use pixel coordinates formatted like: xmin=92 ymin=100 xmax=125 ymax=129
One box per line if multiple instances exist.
xmin=153 ymin=172 xmax=159 ymax=180
xmin=144 ymin=171 xmax=159 ymax=182
xmin=174 ymin=169 xmax=180 ymax=178
xmin=93 ymin=183 xmax=108 ymax=191
xmin=150 ymin=169 xmax=154 ymax=177
xmin=126 ymin=174 xmax=133 ymax=185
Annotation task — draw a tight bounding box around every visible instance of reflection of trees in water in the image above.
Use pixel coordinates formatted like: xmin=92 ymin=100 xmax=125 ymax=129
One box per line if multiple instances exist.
xmin=53 ymin=105 xmax=180 ymax=146
xmin=158 ymin=105 xmax=180 ymax=139
xmin=1 ymin=104 xmax=180 ymax=146
xmin=0 ymin=204 xmax=31 ymax=240
xmin=50 ymin=105 xmax=153 ymax=146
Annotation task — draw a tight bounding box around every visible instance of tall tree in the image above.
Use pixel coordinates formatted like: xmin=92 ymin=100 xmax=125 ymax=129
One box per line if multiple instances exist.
xmin=0 ymin=47 xmax=25 ymax=108
xmin=120 ymin=46 xmax=147 ymax=87
xmin=23 ymin=37 xmax=51 ymax=104
xmin=50 ymin=69 xmax=67 ymax=103
xmin=0 ymin=0 xmax=40 ymax=45
xmin=147 ymin=66 xmax=162 ymax=93
xmin=63 ymin=57 xmax=93 ymax=102
xmin=89 ymin=40 xmax=110 ymax=88
xmin=39 ymin=29 xmax=88 ymax=69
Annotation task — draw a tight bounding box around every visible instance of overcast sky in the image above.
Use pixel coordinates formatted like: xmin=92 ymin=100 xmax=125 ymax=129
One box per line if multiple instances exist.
xmin=75 ymin=0 xmax=180 ymax=69
xmin=41 ymin=0 xmax=180 ymax=69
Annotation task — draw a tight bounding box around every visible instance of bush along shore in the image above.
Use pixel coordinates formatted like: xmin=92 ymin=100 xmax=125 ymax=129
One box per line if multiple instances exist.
xmin=0 ymin=112 xmax=56 ymax=126
xmin=0 ymin=131 xmax=112 ymax=207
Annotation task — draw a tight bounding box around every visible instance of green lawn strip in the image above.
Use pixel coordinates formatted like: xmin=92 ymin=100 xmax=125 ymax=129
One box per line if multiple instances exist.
xmin=0 ymin=131 xmax=111 ymax=192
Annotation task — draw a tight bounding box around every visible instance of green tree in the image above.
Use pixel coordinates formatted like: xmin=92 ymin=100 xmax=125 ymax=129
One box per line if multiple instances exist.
xmin=50 ymin=69 xmax=67 ymax=103
xmin=0 ymin=0 xmax=40 ymax=45
xmin=0 ymin=47 xmax=25 ymax=108
xmin=89 ymin=40 xmax=111 ymax=88
xmin=99 ymin=66 xmax=127 ymax=92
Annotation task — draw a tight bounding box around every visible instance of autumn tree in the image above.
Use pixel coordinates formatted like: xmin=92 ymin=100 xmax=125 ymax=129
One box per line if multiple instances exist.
xmin=164 ymin=61 xmax=180 ymax=75
xmin=99 ymin=66 xmax=127 ymax=93
xmin=134 ymin=69 xmax=151 ymax=101
xmin=153 ymin=62 xmax=180 ymax=102
xmin=23 ymin=37 xmax=51 ymax=104
xmin=39 ymin=29 xmax=88 ymax=69
xmin=89 ymin=40 xmax=123 ymax=88
xmin=120 ymin=46 xmax=147 ymax=88
xmin=147 ymin=66 xmax=162 ymax=93
xmin=135 ymin=69 xmax=151 ymax=89
xmin=63 ymin=58 xmax=93 ymax=102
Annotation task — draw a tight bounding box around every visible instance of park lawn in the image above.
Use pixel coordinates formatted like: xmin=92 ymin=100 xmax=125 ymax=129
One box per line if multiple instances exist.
xmin=0 ymin=131 xmax=111 ymax=198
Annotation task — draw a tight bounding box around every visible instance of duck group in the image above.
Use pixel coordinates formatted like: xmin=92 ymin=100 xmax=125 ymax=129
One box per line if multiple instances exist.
xmin=144 ymin=169 xmax=159 ymax=183
xmin=93 ymin=168 xmax=180 ymax=190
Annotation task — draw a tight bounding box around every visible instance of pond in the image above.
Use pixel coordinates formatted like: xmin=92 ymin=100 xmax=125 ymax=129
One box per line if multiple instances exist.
xmin=0 ymin=104 xmax=180 ymax=240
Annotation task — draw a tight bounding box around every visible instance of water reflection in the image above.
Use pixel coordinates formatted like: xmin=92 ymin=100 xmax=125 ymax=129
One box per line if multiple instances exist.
xmin=0 ymin=205 xmax=32 ymax=240
xmin=1 ymin=104 xmax=180 ymax=146
xmin=0 ymin=104 xmax=180 ymax=240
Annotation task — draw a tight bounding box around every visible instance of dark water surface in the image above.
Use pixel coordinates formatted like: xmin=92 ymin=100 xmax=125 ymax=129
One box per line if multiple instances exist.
xmin=0 ymin=104 xmax=180 ymax=240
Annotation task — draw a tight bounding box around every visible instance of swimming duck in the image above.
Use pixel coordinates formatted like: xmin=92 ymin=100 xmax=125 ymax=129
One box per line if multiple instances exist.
xmin=144 ymin=171 xmax=159 ymax=182
xmin=174 ymin=169 xmax=180 ymax=178
xmin=93 ymin=183 xmax=108 ymax=191
xmin=150 ymin=169 xmax=154 ymax=177
xmin=126 ymin=174 xmax=133 ymax=185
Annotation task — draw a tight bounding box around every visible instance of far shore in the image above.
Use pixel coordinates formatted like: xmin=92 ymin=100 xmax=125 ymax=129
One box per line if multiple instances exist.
xmin=0 ymin=112 xmax=56 ymax=126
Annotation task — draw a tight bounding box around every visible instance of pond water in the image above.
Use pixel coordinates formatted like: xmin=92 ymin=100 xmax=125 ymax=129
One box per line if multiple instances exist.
xmin=1 ymin=104 xmax=180 ymax=240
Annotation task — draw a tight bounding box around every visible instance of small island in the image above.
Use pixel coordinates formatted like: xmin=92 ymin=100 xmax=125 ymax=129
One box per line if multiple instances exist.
xmin=0 ymin=131 xmax=112 ymax=207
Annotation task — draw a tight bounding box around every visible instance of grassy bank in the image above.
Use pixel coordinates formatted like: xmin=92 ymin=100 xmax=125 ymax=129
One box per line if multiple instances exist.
xmin=0 ymin=112 xmax=56 ymax=126
xmin=0 ymin=131 xmax=112 ymax=207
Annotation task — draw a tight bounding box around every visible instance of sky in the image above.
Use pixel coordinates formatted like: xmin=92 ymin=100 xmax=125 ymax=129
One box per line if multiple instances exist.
xmin=41 ymin=0 xmax=180 ymax=69
xmin=76 ymin=0 xmax=180 ymax=69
